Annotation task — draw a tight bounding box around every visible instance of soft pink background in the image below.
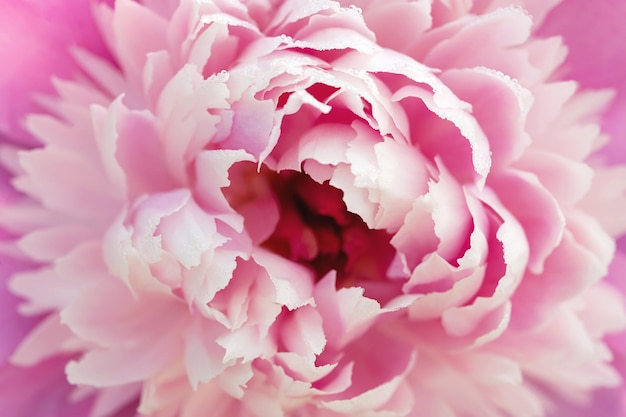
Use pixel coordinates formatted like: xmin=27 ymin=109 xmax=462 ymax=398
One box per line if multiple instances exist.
xmin=0 ymin=0 xmax=111 ymax=144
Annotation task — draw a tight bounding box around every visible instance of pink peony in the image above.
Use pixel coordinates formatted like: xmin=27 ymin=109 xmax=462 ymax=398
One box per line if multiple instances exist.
xmin=1 ymin=1 xmax=626 ymax=416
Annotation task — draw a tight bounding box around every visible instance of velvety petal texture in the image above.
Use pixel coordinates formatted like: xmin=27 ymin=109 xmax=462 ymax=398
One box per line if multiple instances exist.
xmin=1 ymin=1 xmax=626 ymax=417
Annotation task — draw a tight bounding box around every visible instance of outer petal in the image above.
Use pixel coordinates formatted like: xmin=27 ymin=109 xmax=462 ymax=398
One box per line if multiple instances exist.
xmin=0 ymin=0 xmax=110 ymax=143
xmin=540 ymin=0 xmax=626 ymax=164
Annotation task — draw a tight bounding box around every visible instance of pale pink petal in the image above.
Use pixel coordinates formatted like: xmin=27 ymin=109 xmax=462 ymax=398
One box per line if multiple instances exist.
xmin=489 ymin=169 xmax=564 ymax=274
xmin=183 ymin=318 xmax=229 ymax=390
xmin=314 ymin=272 xmax=382 ymax=350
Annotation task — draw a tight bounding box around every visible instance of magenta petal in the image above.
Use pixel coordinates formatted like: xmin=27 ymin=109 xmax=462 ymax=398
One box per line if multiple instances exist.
xmin=0 ymin=357 xmax=92 ymax=417
xmin=0 ymin=257 xmax=38 ymax=365
xmin=541 ymin=0 xmax=626 ymax=164
xmin=0 ymin=0 xmax=110 ymax=143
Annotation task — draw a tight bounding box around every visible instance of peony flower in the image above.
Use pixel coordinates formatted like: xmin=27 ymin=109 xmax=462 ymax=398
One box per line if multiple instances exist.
xmin=1 ymin=0 xmax=626 ymax=416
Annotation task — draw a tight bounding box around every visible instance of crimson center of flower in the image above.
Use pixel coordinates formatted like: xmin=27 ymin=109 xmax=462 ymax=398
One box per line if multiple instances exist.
xmin=225 ymin=163 xmax=395 ymax=286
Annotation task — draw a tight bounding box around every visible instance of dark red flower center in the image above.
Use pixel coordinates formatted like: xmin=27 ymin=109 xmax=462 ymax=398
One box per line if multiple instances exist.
xmin=225 ymin=163 xmax=395 ymax=286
